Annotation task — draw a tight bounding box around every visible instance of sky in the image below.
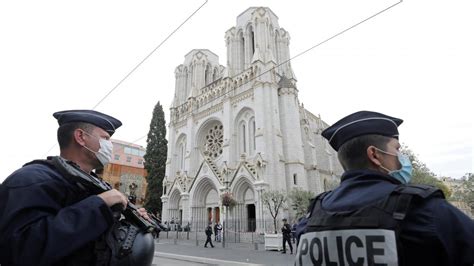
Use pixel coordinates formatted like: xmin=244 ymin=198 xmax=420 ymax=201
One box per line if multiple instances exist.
xmin=0 ymin=0 xmax=472 ymax=183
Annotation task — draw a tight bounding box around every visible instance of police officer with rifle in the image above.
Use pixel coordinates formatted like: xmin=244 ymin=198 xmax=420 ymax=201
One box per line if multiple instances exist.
xmin=0 ymin=110 xmax=157 ymax=265
xmin=295 ymin=111 xmax=474 ymax=266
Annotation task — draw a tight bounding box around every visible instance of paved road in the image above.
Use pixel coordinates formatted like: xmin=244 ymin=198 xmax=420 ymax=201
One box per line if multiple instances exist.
xmin=152 ymin=238 xmax=296 ymax=266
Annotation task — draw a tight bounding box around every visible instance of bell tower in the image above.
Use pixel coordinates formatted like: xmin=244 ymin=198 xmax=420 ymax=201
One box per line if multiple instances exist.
xmin=172 ymin=49 xmax=224 ymax=108
xmin=225 ymin=7 xmax=295 ymax=78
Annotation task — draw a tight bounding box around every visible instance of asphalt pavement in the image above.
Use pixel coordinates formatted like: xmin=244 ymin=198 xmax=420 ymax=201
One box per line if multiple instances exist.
xmin=152 ymin=238 xmax=296 ymax=266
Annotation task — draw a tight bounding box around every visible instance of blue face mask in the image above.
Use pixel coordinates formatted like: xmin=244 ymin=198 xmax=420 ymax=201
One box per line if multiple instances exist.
xmin=376 ymin=148 xmax=413 ymax=184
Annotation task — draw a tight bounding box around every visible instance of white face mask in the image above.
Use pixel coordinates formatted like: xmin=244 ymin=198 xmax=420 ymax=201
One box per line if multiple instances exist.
xmin=82 ymin=131 xmax=114 ymax=166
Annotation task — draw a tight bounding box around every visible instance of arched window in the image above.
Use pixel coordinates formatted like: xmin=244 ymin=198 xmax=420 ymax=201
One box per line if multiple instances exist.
xmin=238 ymin=121 xmax=247 ymax=155
xmin=187 ymin=65 xmax=193 ymax=96
xmin=250 ymin=29 xmax=255 ymax=56
xmin=204 ymin=64 xmax=210 ymax=85
xmin=239 ymin=31 xmax=245 ymax=72
xmin=246 ymin=25 xmax=255 ymax=65
xmin=183 ymin=67 xmax=188 ymax=102
xmin=212 ymin=67 xmax=218 ymax=82
xmin=249 ymin=118 xmax=256 ymax=154
xmin=178 ymin=141 xmax=186 ymax=170
xmin=275 ymin=31 xmax=280 ymax=64
xmin=241 ymin=123 xmax=247 ymax=154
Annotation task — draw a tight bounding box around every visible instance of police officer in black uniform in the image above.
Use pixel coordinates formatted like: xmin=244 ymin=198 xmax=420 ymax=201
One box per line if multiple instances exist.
xmin=0 ymin=110 xmax=152 ymax=265
xmin=281 ymin=218 xmax=293 ymax=254
xmin=295 ymin=111 xmax=474 ymax=266
xmin=204 ymin=223 xmax=215 ymax=248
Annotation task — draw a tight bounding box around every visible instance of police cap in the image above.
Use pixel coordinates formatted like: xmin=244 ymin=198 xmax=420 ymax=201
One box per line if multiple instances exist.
xmin=321 ymin=111 xmax=403 ymax=151
xmin=53 ymin=109 xmax=122 ymax=136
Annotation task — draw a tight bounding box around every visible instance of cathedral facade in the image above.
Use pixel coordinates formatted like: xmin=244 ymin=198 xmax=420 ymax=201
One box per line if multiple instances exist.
xmin=161 ymin=7 xmax=343 ymax=233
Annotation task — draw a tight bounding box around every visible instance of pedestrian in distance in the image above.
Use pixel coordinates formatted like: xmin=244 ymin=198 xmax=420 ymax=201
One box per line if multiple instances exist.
xmin=281 ymin=218 xmax=293 ymax=254
xmin=216 ymin=222 xmax=223 ymax=242
xmin=291 ymin=220 xmax=297 ymax=244
xmin=295 ymin=110 xmax=474 ymax=266
xmin=214 ymin=222 xmax=219 ymax=241
xmin=0 ymin=109 xmax=155 ymax=266
xmin=204 ymin=223 xmax=215 ymax=248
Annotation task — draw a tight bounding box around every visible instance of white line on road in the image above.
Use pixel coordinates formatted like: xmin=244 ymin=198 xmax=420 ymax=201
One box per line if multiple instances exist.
xmin=154 ymin=251 xmax=265 ymax=266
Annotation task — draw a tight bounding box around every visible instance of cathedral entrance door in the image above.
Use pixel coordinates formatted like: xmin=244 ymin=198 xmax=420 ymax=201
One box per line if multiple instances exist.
xmin=214 ymin=207 xmax=220 ymax=223
xmin=247 ymin=204 xmax=256 ymax=232
xmin=207 ymin=207 xmax=212 ymax=223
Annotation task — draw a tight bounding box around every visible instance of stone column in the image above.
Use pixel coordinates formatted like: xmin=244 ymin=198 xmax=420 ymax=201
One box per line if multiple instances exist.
xmin=161 ymin=195 xmax=169 ymax=222
xmin=254 ymin=181 xmax=269 ymax=233
xmin=180 ymin=192 xmax=190 ymax=224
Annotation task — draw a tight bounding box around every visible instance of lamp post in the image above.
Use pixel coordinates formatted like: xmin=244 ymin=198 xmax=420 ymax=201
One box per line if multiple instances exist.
xmin=222 ymin=178 xmax=230 ymax=248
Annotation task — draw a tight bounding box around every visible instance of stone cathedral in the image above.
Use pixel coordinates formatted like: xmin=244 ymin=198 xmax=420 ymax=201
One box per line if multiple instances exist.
xmin=161 ymin=7 xmax=343 ymax=233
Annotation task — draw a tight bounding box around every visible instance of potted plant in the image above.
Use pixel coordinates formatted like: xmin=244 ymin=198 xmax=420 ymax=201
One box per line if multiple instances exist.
xmin=221 ymin=192 xmax=237 ymax=208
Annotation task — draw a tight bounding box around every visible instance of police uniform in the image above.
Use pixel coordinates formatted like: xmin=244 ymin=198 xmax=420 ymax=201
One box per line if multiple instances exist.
xmin=281 ymin=218 xmax=293 ymax=254
xmin=0 ymin=110 xmax=122 ymax=265
xmin=295 ymin=111 xmax=474 ymax=266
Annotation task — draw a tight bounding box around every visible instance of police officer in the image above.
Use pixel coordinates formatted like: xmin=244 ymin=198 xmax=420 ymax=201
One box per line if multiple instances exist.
xmin=0 ymin=110 xmax=151 ymax=265
xmin=281 ymin=218 xmax=293 ymax=254
xmin=295 ymin=111 xmax=474 ymax=266
xmin=204 ymin=223 xmax=215 ymax=248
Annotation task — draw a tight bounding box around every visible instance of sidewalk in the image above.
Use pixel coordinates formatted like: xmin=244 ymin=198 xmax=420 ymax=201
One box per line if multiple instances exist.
xmin=153 ymin=238 xmax=296 ymax=266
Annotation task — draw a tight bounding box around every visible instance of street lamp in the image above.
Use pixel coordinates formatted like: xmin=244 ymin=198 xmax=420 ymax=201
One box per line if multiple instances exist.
xmin=221 ymin=160 xmax=230 ymax=248
xmin=222 ymin=179 xmax=230 ymax=248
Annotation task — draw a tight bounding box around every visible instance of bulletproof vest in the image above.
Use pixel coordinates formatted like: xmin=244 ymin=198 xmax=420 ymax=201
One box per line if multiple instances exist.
xmin=27 ymin=158 xmax=155 ymax=266
xmin=295 ymin=184 xmax=443 ymax=266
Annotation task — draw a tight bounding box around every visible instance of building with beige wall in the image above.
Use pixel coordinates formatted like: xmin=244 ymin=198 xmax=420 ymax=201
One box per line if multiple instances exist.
xmin=97 ymin=139 xmax=148 ymax=205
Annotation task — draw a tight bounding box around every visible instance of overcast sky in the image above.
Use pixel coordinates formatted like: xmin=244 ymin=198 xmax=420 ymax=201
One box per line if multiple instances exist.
xmin=1 ymin=0 xmax=472 ymax=183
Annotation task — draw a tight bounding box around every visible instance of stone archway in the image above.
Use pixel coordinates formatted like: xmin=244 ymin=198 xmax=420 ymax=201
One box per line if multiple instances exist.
xmin=168 ymin=189 xmax=182 ymax=229
xmin=190 ymin=177 xmax=220 ymax=231
xmin=232 ymin=176 xmax=256 ymax=232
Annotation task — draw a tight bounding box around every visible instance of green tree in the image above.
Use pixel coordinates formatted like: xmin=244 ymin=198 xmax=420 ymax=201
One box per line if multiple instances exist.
xmin=401 ymin=145 xmax=451 ymax=198
xmin=262 ymin=190 xmax=287 ymax=234
xmin=288 ymin=188 xmax=314 ymax=219
xmin=463 ymin=173 xmax=474 ymax=210
xmin=453 ymin=173 xmax=474 ymax=211
xmin=143 ymin=101 xmax=168 ymax=215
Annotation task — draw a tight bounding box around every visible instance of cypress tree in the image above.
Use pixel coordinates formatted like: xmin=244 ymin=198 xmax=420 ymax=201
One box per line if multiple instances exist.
xmin=144 ymin=101 xmax=168 ymax=215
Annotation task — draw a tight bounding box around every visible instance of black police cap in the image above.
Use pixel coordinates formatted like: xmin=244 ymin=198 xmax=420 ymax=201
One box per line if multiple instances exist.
xmin=321 ymin=111 xmax=403 ymax=151
xmin=53 ymin=110 xmax=122 ymax=136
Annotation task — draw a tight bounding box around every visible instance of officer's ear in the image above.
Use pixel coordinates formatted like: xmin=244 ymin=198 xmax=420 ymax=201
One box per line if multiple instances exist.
xmin=73 ymin=128 xmax=87 ymax=147
xmin=367 ymin=146 xmax=384 ymax=168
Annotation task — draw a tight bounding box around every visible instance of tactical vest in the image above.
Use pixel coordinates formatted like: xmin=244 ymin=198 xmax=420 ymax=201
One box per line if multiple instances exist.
xmin=27 ymin=158 xmax=155 ymax=266
xmin=295 ymin=185 xmax=443 ymax=266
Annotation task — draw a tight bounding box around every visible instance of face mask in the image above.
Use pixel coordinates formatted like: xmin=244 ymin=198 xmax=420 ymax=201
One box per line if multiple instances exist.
xmin=376 ymin=148 xmax=413 ymax=184
xmin=82 ymin=131 xmax=114 ymax=166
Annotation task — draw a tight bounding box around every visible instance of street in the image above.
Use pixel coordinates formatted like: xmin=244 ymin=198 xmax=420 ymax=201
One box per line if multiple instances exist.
xmin=152 ymin=238 xmax=295 ymax=266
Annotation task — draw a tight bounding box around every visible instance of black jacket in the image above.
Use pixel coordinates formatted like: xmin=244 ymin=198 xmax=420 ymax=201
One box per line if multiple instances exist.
xmin=0 ymin=162 xmax=114 ymax=265
xmin=299 ymin=169 xmax=474 ymax=266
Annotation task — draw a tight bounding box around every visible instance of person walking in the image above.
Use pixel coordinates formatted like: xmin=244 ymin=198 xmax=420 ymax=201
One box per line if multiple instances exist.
xmin=281 ymin=218 xmax=293 ymax=254
xmin=204 ymin=223 xmax=214 ymax=248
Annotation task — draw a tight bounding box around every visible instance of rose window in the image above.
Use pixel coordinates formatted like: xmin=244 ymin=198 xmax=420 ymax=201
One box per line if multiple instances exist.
xmin=205 ymin=124 xmax=223 ymax=158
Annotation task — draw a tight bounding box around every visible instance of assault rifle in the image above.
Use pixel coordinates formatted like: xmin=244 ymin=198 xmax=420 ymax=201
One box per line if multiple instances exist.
xmin=49 ymin=156 xmax=158 ymax=233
